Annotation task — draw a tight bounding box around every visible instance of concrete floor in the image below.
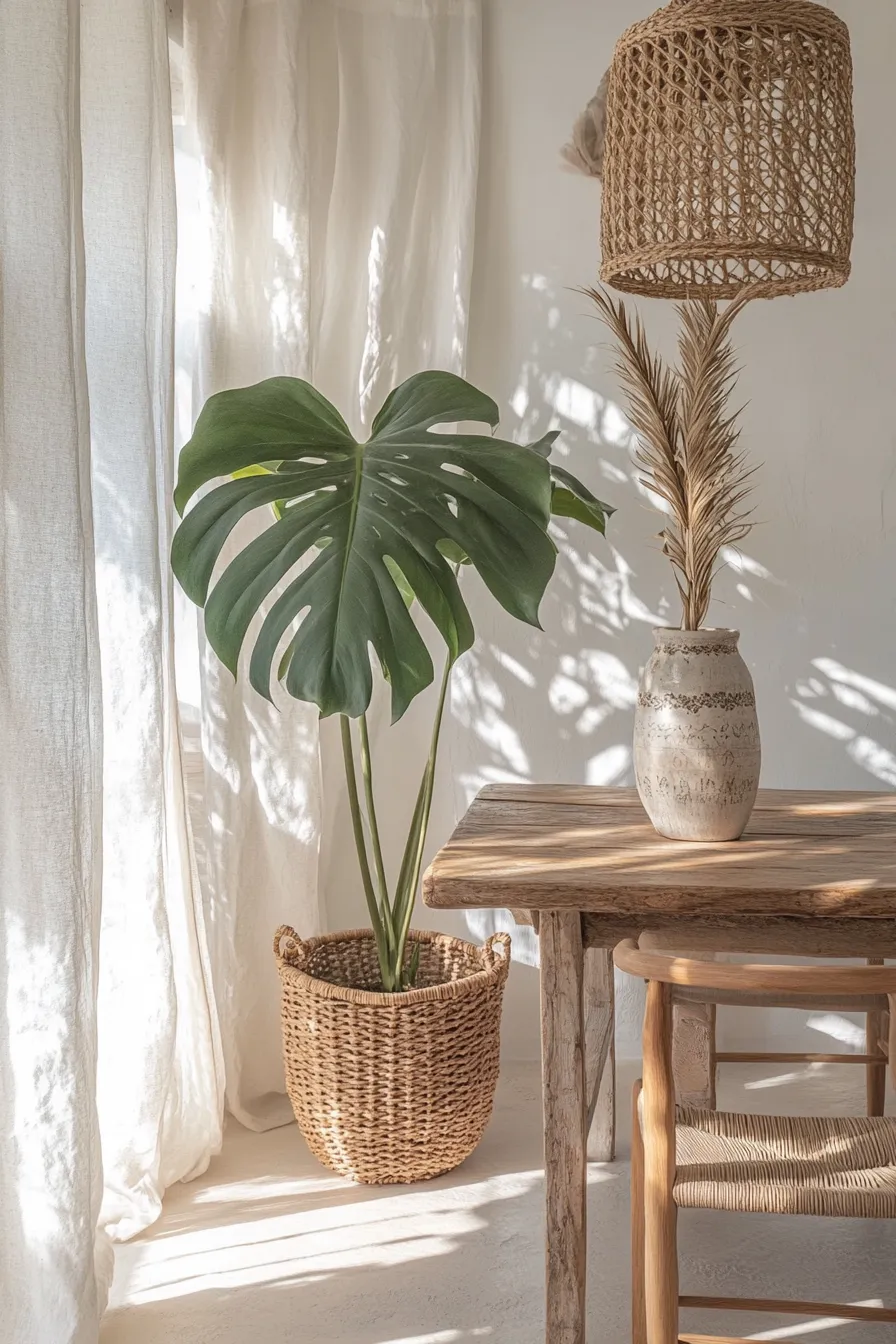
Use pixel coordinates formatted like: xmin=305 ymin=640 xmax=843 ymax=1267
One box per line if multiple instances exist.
xmin=101 ymin=1061 xmax=895 ymax=1344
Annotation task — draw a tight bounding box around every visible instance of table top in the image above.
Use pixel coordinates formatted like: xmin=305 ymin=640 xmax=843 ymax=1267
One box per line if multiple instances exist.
xmin=422 ymin=785 xmax=896 ymax=918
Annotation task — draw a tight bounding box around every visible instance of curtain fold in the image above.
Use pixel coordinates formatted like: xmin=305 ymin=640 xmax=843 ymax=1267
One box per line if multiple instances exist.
xmin=83 ymin=0 xmax=224 ymax=1245
xmin=178 ymin=0 xmax=323 ymax=1132
xmin=0 ymin=3 xmax=104 ymax=1340
xmin=1 ymin=0 xmax=224 ymax=1335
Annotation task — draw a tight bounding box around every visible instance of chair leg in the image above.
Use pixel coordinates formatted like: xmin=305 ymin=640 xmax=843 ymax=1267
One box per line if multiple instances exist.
xmin=866 ymin=960 xmax=887 ymax=1117
xmin=631 ymin=1081 xmax=647 ymax=1344
xmin=643 ymin=981 xmax=679 ymax=1344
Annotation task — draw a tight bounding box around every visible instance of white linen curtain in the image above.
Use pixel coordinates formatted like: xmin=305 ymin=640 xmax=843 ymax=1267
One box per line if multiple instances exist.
xmin=0 ymin=3 xmax=104 ymax=1338
xmin=1 ymin=0 xmax=481 ymax=1337
xmin=1 ymin=0 xmax=222 ymax=1336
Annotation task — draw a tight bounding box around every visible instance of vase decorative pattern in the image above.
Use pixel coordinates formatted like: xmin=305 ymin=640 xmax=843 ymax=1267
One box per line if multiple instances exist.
xmin=633 ymin=628 xmax=760 ymax=842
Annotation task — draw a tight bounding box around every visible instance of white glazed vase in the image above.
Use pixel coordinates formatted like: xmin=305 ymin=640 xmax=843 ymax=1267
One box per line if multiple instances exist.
xmin=633 ymin=628 xmax=760 ymax=842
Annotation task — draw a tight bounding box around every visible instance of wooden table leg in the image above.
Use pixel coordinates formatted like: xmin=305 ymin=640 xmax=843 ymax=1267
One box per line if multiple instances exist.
xmin=584 ymin=945 xmax=616 ymax=1161
xmin=866 ymin=958 xmax=887 ymax=1116
xmin=643 ymin=979 xmax=679 ymax=1344
xmin=541 ymin=910 xmax=587 ymax=1344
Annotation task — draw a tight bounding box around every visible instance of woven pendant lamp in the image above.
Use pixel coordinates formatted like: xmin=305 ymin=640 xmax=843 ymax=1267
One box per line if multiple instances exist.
xmin=600 ymin=0 xmax=856 ymax=299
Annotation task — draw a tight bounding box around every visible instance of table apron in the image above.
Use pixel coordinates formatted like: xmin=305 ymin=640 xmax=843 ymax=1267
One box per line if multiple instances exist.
xmin=578 ymin=913 xmax=896 ymax=958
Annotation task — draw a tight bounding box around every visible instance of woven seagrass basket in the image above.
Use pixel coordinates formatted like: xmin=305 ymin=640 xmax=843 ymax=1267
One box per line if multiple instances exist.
xmin=274 ymin=926 xmax=511 ymax=1184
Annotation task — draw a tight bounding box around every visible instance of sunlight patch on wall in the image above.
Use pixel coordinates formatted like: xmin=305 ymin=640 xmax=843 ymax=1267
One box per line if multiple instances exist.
xmin=791 ymin=703 xmax=855 ymax=742
xmin=813 ymin=658 xmax=896 ymax=713
xmin=792 ymin=657 xmax=896 ymax=786
xmin=545 ymin=373 xmax=604 ymax=432
xmin=808 ymin=1014 xmax=864 ymax=1050
xmin=586 ymin=744 xmax=631 ymax=785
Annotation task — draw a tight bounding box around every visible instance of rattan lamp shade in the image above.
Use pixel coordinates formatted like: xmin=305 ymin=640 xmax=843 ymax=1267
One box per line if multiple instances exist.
xmin=600 ymin=0 xmax=856 ymax=299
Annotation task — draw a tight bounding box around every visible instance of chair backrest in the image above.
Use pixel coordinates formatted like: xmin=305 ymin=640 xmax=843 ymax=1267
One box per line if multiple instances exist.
xmin=616 ymin=936 xmax=896 ymax=1094
xmin=614 ymin=937 xmax=896 ymax=1001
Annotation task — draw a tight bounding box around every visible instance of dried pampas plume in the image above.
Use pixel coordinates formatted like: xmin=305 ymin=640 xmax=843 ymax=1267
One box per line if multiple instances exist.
xmin=587 ymin=286 xmax=756 ymax=631
xmin=561 ymin=71 xmax=609 ymax=179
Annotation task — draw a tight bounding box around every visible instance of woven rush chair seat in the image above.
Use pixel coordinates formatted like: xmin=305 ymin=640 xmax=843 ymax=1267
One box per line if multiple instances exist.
xmin=675 ymin=1106 xmax=896 ymax=1218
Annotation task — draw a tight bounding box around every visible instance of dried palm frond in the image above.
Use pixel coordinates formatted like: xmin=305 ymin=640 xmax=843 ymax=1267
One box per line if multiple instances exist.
xmin=586 ymin=285 xmax=755 ymax=630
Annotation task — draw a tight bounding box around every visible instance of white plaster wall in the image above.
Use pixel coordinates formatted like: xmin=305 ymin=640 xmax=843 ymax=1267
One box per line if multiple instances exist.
xmin=323 ymin=0 xmax=896 ymax=1061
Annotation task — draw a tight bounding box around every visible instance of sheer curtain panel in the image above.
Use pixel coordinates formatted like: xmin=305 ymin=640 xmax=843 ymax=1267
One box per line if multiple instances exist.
xmin=0 ymin=3 xmax=104 ymax=1340
xmin=1 ymin=0 xmax=223 ymax=1338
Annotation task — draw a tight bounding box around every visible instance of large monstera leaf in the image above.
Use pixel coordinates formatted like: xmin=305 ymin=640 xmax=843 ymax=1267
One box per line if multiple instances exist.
xmin=172 ymin=370 xmax=611 ymax=720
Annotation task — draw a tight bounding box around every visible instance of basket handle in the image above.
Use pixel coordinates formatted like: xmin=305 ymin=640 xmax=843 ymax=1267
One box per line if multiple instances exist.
xmin=274 ymin=925 xmax=308 ymax=968
xmin=484 ymin=931 xmax=512 ymax=976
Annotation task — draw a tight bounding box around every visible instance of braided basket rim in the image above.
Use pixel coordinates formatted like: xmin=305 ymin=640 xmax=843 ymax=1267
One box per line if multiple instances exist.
xmin=274 ymin=926 xmax=511 ymax=1008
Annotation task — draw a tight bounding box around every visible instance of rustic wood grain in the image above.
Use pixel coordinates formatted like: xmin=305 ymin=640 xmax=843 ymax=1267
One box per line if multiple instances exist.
xmin=631 ymin=1080 xmax=647 ymax=1344
xmin=679 ymin=1296 xmax=896 ymax=1323
xmin=866 ymin=958 xmax=888 ymax=1116
xmin=583 ymin=945 xmax=615 ymax=1161
xmin=642 ymin=979 xmax=679 ymax=1344
xmin=588 ymin=1030 xmax=616 ymax=1164
xmin=715 ymin=1051 xmax=882 ymax=1065
xmin=423 ymin=786 xmax=896 ymax=914
xmin=540 ymin=911 xmax=586 ymax=1344
xmin=678 ymin=1337 xmax=800 ymax=1344
xmin=582 ymin=914 xmax=896 ymax=958
xmin=673 ymin=1001 xmax=716 ymax=1109
xmin=672 ymin=986 xmax=890 ymax=1012
xmin=422 ymin=784 xmax=896 ymax=1339
xmin=614 ymin=941 xmax=896 ymax=997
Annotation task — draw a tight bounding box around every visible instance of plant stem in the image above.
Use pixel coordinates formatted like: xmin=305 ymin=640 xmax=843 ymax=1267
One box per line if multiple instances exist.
xmin=358 ymin=711 xmax=394 ymax=953
xmin=339 ymin=715 xmax=392 ymax=987
xmin=393 ymin=651 xmax=454 ymax=972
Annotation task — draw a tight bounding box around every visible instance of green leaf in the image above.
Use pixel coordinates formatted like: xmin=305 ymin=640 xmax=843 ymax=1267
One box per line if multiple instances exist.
xmin=550 ymin=463 xmax=615 ymax=536
xmin=383 ymin=555 xmax=416 ymax=609
xmin=171 ymin=370 xmax=563 ymax=721
xmin=402 ymin=941 xmax=421 ymax=990
xmin=436 ymin=539 xmax=470 ymax=566
xmin=174 ymin=377 xmax=353 ymax=514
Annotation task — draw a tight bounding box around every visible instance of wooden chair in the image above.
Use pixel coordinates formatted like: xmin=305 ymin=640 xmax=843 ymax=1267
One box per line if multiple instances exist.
xmin=615 ymin=938 xmax=896 ymax=1344
xmin=640 ymin=930 xmax=890 ymax=1113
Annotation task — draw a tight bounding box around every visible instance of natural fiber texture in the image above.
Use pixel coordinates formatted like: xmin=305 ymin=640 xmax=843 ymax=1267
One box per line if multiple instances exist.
xmin=601 ymin=0 xmax=856 ymax=299
xmin=589 ymin=286 xmax=752 ymax=629
xmin=675 ymin=1107 xmax=896 ymax=1217
xmin=274 ymin=926 xmax=511 ymax=1184
xmin=561 ymin=71 xmax=609 ymax=179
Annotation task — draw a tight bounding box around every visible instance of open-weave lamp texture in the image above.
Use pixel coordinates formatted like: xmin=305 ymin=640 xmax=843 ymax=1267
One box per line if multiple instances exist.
xmin=274 ymin=926 xmax=511 ymax=1184
xmin=601 ymin=0 xmax=855 ymax=299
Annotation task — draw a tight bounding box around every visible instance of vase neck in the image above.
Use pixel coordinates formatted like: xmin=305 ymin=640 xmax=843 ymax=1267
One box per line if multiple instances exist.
xmin=652 ymin=627 xmax=740 ymax=651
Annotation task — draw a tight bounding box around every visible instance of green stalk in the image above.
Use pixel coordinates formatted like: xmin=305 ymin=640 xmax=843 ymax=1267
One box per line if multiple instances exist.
xmin=392 ymin=652 xmax=454 ymax=978
xmin=339 ymin=715 xmax=393 ymax=988
xmin=393 ymin=773 xmax=427 ymax=922
xmin=358 ymin=711 xmax=394 ymax=954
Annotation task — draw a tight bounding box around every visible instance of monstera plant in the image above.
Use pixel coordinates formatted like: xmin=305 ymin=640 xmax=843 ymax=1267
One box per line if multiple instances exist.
xmin=172 ymin=371 xmax=612 ymax=992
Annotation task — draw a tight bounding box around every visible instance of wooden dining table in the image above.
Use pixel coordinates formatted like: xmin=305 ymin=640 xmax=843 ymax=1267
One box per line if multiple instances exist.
xmin=422 ymin=783 xmax=896 ymax=1344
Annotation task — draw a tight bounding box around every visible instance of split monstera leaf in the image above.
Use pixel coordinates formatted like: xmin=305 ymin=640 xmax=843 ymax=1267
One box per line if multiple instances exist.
xmin=172 ymin=370 xmax=613 ymax=988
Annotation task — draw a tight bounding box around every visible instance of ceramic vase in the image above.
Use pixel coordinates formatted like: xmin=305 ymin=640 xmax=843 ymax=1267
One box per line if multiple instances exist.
xmin=633 ymin=628 xmax=760 ymax=842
